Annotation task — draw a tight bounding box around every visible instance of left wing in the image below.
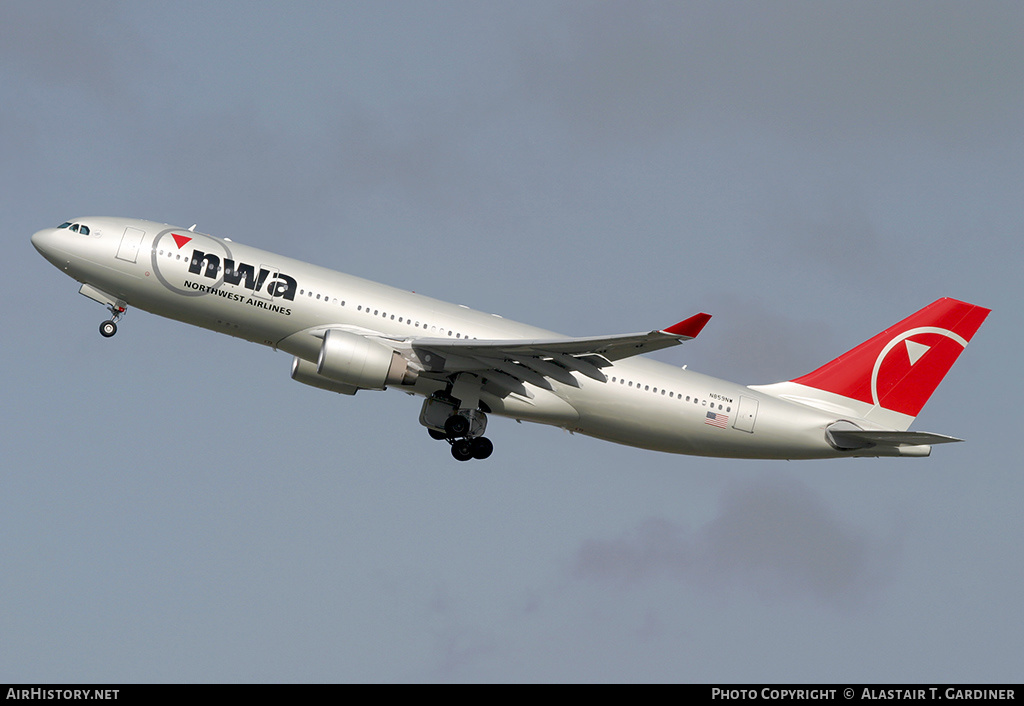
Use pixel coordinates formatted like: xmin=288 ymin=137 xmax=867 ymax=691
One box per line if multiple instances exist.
xmin=408 ymin=313 xmax=711 ymax=396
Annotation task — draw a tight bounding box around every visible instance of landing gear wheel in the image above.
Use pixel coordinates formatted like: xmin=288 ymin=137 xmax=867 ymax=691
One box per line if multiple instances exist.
xmin=451 ymin=439 xmax=475 ymax=462
xmin=444 ymin=415 xmax=470 ymax=438
xmin=470 ymin=437 xmax=493 ymax=460
xmin=99 ymin=303 xmax=126 ymax=338
xmin=428 ymin=428 xmax=448 ymax=441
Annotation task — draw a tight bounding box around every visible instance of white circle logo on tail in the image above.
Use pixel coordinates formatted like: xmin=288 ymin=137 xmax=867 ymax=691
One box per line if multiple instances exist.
xmin=871 ymin=326 xmax=968 ymax=411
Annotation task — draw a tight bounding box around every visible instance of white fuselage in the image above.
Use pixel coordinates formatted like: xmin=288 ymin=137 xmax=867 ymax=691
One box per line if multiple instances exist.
xmin=31 ymin=217 xmax=877 ymax=460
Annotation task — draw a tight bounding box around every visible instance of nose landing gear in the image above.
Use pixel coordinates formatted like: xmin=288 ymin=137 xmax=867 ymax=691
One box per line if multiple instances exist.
xmin=99 ymin=304 xmax=126 ymax=338
xmin=79 ymin=284 xmax=127 ymax=338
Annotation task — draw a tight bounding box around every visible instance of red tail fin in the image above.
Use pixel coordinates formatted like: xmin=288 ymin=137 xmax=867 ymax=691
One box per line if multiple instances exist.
xmin=791 ymin=298 xmax=989 ymax=417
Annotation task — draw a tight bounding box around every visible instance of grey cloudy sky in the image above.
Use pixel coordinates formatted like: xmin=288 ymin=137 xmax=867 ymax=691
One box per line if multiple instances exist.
xmin=2 ymin=1 xmax=1021 ymax=682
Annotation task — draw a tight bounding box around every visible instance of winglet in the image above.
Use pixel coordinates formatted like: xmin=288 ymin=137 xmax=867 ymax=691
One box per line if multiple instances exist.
xmin=662 ymin=313 xmax=712 ymax=338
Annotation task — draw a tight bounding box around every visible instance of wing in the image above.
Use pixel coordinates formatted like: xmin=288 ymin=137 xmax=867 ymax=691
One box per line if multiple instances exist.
xmin=407 ymin=313 xmax=711 ymax=397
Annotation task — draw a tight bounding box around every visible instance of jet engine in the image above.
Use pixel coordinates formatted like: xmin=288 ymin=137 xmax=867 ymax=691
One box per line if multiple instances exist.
xmin=315 ymin=329 xmax=415 ymax=390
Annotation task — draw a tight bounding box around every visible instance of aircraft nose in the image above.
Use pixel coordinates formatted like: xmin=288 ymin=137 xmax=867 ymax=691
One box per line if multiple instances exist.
xmin=32 ymin=227 xmax=65 ymax=266
xmin=31 ymin=228 xmax=56 ymax=254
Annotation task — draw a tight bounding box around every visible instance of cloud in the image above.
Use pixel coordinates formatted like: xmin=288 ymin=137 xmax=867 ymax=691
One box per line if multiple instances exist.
xmin=572 ymin=476 xmax=900 ymax=609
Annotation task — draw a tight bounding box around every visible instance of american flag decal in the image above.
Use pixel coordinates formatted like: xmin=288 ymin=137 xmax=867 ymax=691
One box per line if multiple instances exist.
xmin=705 ymin=411 xmax=729 ymax=429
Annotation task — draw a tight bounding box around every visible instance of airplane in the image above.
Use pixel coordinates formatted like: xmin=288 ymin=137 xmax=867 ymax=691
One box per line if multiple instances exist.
xmin=31 ymin=217 xmax=989 ymax=462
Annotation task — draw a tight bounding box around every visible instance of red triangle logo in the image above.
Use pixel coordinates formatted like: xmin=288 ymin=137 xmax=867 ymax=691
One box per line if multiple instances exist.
xmin=172 ymin=234 xmax=193 ymax=249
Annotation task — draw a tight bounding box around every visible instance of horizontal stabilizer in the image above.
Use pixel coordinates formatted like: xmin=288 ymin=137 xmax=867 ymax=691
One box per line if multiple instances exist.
xmin=827 ymin=426 xmax=962 ymax=450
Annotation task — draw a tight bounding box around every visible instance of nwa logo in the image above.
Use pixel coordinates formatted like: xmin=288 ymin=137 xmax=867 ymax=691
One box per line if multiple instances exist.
xmin=188 ymin=249 xmax=297 ymax=301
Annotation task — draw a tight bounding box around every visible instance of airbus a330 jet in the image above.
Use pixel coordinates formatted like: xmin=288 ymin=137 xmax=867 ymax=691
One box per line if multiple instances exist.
xmin=32 ymin=217 xmax=989 ymax=461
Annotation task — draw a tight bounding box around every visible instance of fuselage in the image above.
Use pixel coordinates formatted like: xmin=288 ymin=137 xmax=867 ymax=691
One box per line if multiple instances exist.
xmin=30 ymin=216 xmax=909 ymax=460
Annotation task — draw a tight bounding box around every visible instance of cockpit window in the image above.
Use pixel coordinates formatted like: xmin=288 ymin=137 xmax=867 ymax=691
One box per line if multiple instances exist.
xmin=70 ymin=224 xmax=80 ymax=232
xmin=79 ymin=225 xmax=90 ymax=235
xmin=58 ymin=222 xmax=72 ymax=229
xmin=64 ymin=222 xmax=91 ymax=235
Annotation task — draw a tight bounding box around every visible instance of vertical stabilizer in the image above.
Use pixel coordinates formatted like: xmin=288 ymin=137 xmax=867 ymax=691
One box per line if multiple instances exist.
xmin=753 ymin=298 xmax=989 ymax=430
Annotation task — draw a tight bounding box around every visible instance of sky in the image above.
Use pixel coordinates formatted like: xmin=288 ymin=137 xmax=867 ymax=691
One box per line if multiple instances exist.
xmin=2 ymin=0 xmax=1021 ymax=683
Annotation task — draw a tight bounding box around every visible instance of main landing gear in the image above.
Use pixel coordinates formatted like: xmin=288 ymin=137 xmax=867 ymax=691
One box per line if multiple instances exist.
xmin=99 ymin=304 xmax=126 ymax=338
xmin=448 ymin=435 xmax=494 ymax=462
xmin=420 ymin=391 xmax=494 ymax=462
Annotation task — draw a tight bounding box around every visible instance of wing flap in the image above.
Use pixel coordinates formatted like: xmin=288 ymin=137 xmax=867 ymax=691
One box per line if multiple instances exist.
xmin=513 ymin=356 xmax=580 ymax=387
xmin=477 ymin=357 xmax=554 ymax=391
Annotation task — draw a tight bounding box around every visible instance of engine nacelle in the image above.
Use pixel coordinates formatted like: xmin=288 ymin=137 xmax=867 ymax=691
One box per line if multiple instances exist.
xmin=316 ymin=329 xmax=414 ymax=390
xmin=291 ymin=357 xmax=359 ymax=395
